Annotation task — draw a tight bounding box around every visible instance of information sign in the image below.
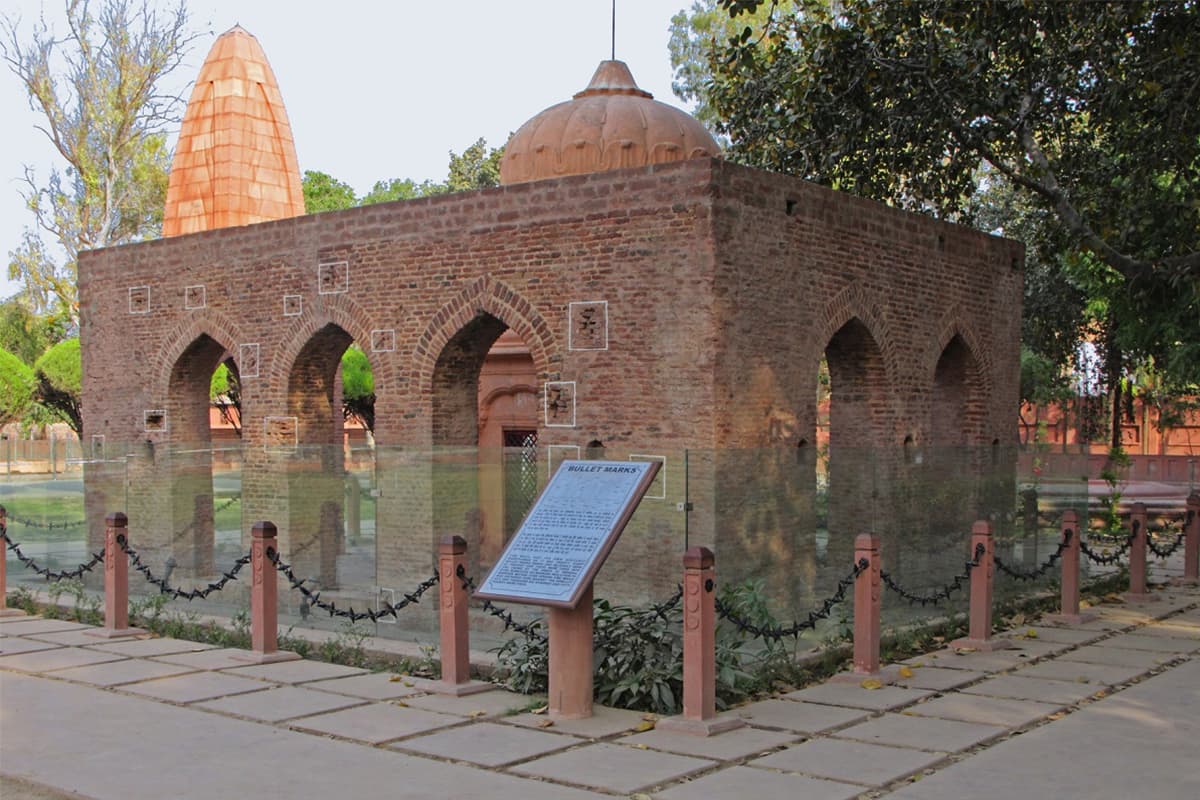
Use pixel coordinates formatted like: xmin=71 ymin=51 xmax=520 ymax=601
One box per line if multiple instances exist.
xmin=474 ymin=459 xmax=661 ymax=608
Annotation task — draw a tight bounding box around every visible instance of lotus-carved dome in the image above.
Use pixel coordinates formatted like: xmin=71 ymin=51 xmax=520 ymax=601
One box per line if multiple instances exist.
xmin=499 ymin=60 xmax=721 ymax=186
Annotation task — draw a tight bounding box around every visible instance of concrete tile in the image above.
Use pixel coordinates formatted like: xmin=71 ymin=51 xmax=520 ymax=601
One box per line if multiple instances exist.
xmin=395 ymin=721 xmax=577 ymax=766
xmin=0 ymin=646 xmax=125 ymax=673
xmin=512 ymin=741 xmax=714 ymax=794
xmin=1136 ymin=620 xmax=1200 ymax=639
xmin=785 ymin=682 xmax=933 ymax=711
xmin=0 ymin=619 xmax=91 ymax=636
xmin=28 ymin=629 xmax=134 ymax=646
xmin=1102 ymin=633 xmax=1199 ymax=653
xmin=52 ymin=659 xmax=198 ymax=687
xmin=290 ymin=702 xmax=459 ymax=744
xmin=305 ymin=671 xmax=426 ymax=701
xmin=655 ymin=765 xmax=861 ymax=800
xmin=0 ymin=614 xmax=40 ymax=624
xmin=152 ymin=648 xmax=266 ymax=670
xmin=959 ymin=675 xmax=1101 ymax=705
xmin=221 ymin=660 xmax=366 ymax=684
xmin=1013 ymin=659 xmax=1147 ymax=686
xmin=0 ymin=637 xmax=61 ymax=656
xmin=835 ymin=713 xmax=1005 ymax=752
xmin=1059 ymin=643 xmax=1178 ymax=669
xmin=402 ymin=689 xmax=539 ymax=718
xmin=906 ymin=693 xmax=1062 ymax=726
xmin=507 ymin=704 xmax=647 ymax=738
xmin=84 ymin=637 xmax=216 ymax=657
xmin=751 ymin=737 xmax=945 ymax=786
xmin=895 ymin=665 xmax=986 ymax=691
xmin=904 ymin=648 xmax=1034 ymax=672
xmin=734 ymin=699 xmax=868 ymax=733
xmin=622 ymin=725 xmax=796 ymax=761
xmin=195 ymin=685 xmax=365 ymax=722
xmin=123 ymin=671 xmax=273 ymax=704
xmin=1017 ymin=626 xmax=1105 ymax=644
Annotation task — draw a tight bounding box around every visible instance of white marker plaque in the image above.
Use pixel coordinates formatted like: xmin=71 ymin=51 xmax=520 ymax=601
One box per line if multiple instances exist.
xmin=474 ymin=459 xmax=661 ymax=609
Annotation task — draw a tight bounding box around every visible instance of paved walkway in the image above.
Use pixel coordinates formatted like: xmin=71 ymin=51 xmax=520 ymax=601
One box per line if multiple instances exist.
xmin=2 ymin=580 xmax=1198 ymax=799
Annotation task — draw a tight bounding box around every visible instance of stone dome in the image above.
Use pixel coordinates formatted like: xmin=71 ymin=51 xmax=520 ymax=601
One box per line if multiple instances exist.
xmin=163 ymin=26 xmax=305 ymax=237
xmin=499 ymin=60 xmax=721 ymax=186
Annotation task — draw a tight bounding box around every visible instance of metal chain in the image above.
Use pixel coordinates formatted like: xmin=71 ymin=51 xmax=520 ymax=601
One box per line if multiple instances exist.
xmin=172 ymin=495 xmax=242 ymax=542
xmin=269 ymin=547 xmax=438 ymax=623
xmin=2 ymin=526 xmax=104 ymax=581
xmin=456 ymin=567 xmax=549 ymax=642
xmin=1147 ymin=529 xmax=1186 ymax=559
xmin=714 ymin=557 xmax=869 ymax=642
xmin=116 ymin=533 xmax=250 ymax=601
xmin=1080 ymin=527 xmax=1135 ymax=565
xmin=994 ymin=529 xmax=1072 ymax=582
xmin=4 ymin=514 xmax=88 ymax=531
xmin=880 ymin=543 xmax=986 ymax=607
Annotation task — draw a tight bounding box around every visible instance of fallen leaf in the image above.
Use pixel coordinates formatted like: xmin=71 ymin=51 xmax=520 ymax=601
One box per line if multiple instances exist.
xmin=393 ymin=701 xmax=408 ymax=707
xmin=1047 ymin=712 xmax=1066 ymax=720
xmin=1025 ymin=629 xmax=1038 ymax=639
xmin=402 ymin=681 xmax=414 ymax=687
xmin=632 ymin=794 xmax=653 ymax=800
xmin=954 ymin=647 xmax=977 ymax=655
xmin=1093 ymin=690 xmax=1108 ymax=699
xmin=898 ymin=666 xmax=915 ymax=679
xmin=860 ymin=678 xmax=883 ymax=690
xmin=932 ymin=636 xmax=945 ymax=643
xmin=641 ymin=713 xmax=659 ymax=722
xmin=1076 ymin=677 xmax=1091 ymax=683
xmin=1010 ymin=614 xmax=1027 ymax=626
xmin=469 ymin=710 xmax=487 ymax=718
xmin=536 ymin=718 xmax=554 ymax=728
xmin=531 ymin=705 xmax=549 ymax=715
xmin=634 ymin=721 xmax=656 ymax=732
xmin=388 ymin=675 xmax=403 ymax=683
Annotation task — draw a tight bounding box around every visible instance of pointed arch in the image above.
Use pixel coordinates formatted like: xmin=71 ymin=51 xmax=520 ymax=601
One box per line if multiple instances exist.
xmin=154 ymin=308 xmax=244 ymax=398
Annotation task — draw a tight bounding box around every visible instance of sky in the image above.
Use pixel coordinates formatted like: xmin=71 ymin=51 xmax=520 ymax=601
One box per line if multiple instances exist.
xmin=0 ymin=0 xmax=701 ymax=299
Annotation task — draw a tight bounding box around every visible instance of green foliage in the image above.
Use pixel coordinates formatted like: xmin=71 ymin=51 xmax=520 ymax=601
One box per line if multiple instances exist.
xmin=2 ymin=0 xmax=197 ymax=321
xmin=209 ymin=361 xmax=241 ymax=433
xmin=341 ymin=345 xmax=375 ymax=433
xmin=302 ymin=170 xmax=357 ymax=213
xmin=0 ymin=298 xmax=66 ymax=365
xmin=33 ymin=337 xmax=81 ymax=435
xmin=445 ymin=137 xmax=503 ymax=193
xmin=0 ymin=347 xmax=36 ymax=425
xmin=360 ymin=177 xmax=445 ymax=205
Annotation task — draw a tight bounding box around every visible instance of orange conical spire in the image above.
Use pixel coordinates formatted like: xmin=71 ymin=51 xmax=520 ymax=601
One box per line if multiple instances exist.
xmin=163 ymin=26 xmax=305 ymax=237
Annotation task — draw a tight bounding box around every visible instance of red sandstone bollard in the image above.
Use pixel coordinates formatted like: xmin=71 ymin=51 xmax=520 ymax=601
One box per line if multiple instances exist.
xmin=832 ymin=533 xmax=898 ymax=684
xmin=0 ymin=505 xmax=25 ymax=617
xmin=1124 ymin=503 xmax=1157 ymax=603
xmin=417 ymin=536 xmax=491 ymax=696
xmin=548 ymin=583 xmax=594 ymax=719
xmin=1045 ymin=510 xmax=1096 ymax=625
xmin=658 ymin=547 xmax=744 ymax=736
xmin=950 ymin=521 xmax=1012 ymax=652
xmin=233 ymin=522 xmax=300 ymax=664
xmin=86 ymin=513 xmax=143 ymax=638
xmin=1175 ymin=494 xmax=1200 ymax=586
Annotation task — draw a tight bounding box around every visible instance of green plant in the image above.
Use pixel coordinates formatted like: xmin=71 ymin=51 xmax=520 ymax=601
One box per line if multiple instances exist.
xmin=317 ymin=620 xmax=370 ymax=668
xmin=7 ymin=585 xmax=38 ymax=614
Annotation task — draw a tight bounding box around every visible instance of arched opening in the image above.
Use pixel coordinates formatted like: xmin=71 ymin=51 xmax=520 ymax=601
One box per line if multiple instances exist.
xmin=433 ymin=313 xmax=537 ymax=570
xmin=931 ymin=334 xmax=984 ymax=447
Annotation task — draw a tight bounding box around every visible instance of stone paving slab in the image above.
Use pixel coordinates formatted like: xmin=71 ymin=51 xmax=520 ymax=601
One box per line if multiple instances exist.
xmin=834 ymin=713 xmax=1005 ymax=753
xmin=0 ymin=645 xmax=125 ymax=673
xmin=289 ymin=702 xmax=460 ymax=744
xmin=506 ymin=704 xmax=647 ymax=738
xmin=151 ymin=647 xmax=267 ymax=670
xmin=990 ymin=637 xmax=1072 ymax=657
xmin=959 ymin=674 xmax=1102 ymax=705
xmin=1020 ymin=625 xmax=1108 ymax=644
xmin=751 ymin=737 xmax=946 ymax=786
xmin=655 ymin=765 xmax=862 ymax=800
xmin=905 ymin=648 xmax=1035 ymax=672
xmin=622 ymin=725 xmax=796 ymax=761
xmin=0 ymin=636 xmax=61 ymax=655
xmin=401 ymin=688 xmax=538 ymax=718
xmin=51 ymin=658 xmax=198 ymax=687
xmin=0 ymin=619 xmax=91 ymax=636
xmin=734 ymin=698 xmax=869 ymax=733
xmin=1138 ymin=619 xmax=1200 ymax=639
xmin=221 ymin=659 xmax=366 ymax=684
xmin=1058 ymin=643 xmax=1178 ymax=669
xmin=28 ymin=628 xmax=135 ymax=646
xmin=195 ymin=684 xmax=366 ymax=722
xmin=784 ymin=682 xmax=933 ymax=711
xmin=1013 ymin=658 xmax=1147 ymax=686
xmin=1101 ymin=633 xmax=1199 ymax=653
xmin=83 ymin=637 xmax=216 ymax=657
xmin=895 ymin=665 xmax=985 ymax=691
xmin=394 ymin=721 xmax=578 ymax=766
xmin=304 ymin=671 xmax=427 ymax=700
xmin=122 ymin=671 xmax=274 ymax=703
xmin=511 ymin=741 xmax=715 ymax=794
xmin=906 ymin=692 xmax=1063 ymax=727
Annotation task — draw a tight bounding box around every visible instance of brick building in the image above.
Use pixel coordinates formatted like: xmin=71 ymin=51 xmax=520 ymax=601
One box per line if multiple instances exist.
xmin=78 ymin=28 xmax=1023 ymax=613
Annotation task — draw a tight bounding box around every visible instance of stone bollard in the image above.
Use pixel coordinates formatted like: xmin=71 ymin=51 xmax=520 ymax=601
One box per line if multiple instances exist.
xmin=417 ymin=536 xmax=491 ymax=696
xmin=0 ymin=505 xmax=26 ymax=617
xmin=1176 ymin=494 xmax=1199 ymax=585
xmin=832 ymin=533 xmax=898 ymax=684
xmin=950 ymin=521 xmax=1012 ymax=651
xmin=1124 ymin=503 xmax=1157 ymax=603
xmin=232 ymin=522 xmax=300 ymax=664
xmin=1045 ymin=510 xmax=1096 ymax=625
xmin=658 ymin=547 xmax=744 ymax=736
xmin=86 ymin=513 xmax=144 ymax=638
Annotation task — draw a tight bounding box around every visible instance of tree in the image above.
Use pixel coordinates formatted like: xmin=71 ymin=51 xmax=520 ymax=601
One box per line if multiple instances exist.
xmin=0 ymin=296 xmax=67 ymax=365
xmin=209 ymin=361 xmax=240 ymax=434
xmin=2 ymin=0 xmax=198 ymax=323
xmin=699 ymin=0 xmax=1199 ymax=445
xmin=359 ymin=177 xmax=444 ymax=205
xmin=301 ymin=170 xmax=357 ymax=213
xmin=445 ymin=137 xmax=503 ymax=193
xmin=33 ymin=337 xmax=81 ymax=435
xmin=341 ymin=345 xmax=374 ymax=433
xmin=0 ymin=348 xmax=36 ymax=425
